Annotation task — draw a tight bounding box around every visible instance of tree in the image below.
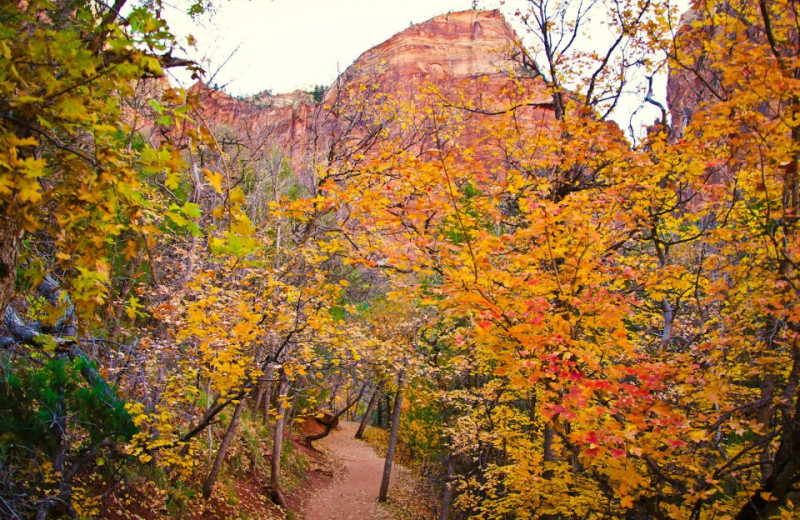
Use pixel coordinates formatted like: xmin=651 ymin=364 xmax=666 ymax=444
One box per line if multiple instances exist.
xmin=0 ymin=1 xmax=212 ymax=516
xmin=305 ymin=0 xmax=800 ymax=517
xmin=355 ymin=381 xmax=385 ymax=440
xmin=379 ymin=370 xmax=406 ymax=503
xmin=5 ymin=1 xmax=800 ymax=518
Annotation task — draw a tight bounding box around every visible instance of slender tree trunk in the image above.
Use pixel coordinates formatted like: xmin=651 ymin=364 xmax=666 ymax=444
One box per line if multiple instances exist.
xmin=659 ymin=296 xmax=673 ymax=353
xmin=756 ymin=373 xmax=776 ymax=482
xmin=543 ymin=423 xmax=555 ymax=463
xmin=355 ymin=382 xmax=384 ymax=440
xmin=383 ymin=395 xmax=392 ymax=429
xmin=439 ymin=453 xmax=456 ymax=520
xmin=202 ymin=397 xmax=245 ymax=499
xmin=270 ymin=374 xmax=290 ymax=508
xmin=0 ymin=213 xmax=19 ymax=316
xmin=262 ymin=363 xmax=274 ymax=422
xmin=272 ymin=156 xmax=282 ymax=269
xmin=379 ymin=370 xmax=405 ymax=503
xmin=206 ymin=379 xmax=213 ymax=465
xmin=328 ymin=380 xmax=340 ymax=412
xmin=286 ymin=392 xmax=300 ymax=439
xmin=250 ymin=346 xmax=266 ymax=413
xmin=252 ymin=380 xmax=266 ymax=416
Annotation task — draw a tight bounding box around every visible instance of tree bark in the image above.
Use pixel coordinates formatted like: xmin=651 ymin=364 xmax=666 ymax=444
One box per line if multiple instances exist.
xmin=438 ymin=453 xmax=456 ymax=520
xmin=252 ymin=379 xmax=266 ymax=416
xmin=181 ymin=388 xmax=246 ymax=444
xmin=355 ymin=382 xmax=384 ymax=440
xmin=543 ymin=422 xmax=555 ymax=463
xmin=206 ymin=381 xmax=213 ymax=465
xmin=202 ymin=397 xmax=245 ymax=499
xmin=262 ymin=363 xmax=274 ymax=422
xmin=270 ymin=373 xmax=290 ymax=508
xmin=379 ymin=370 xmax=405 ymax=503
xmin=0 ymin=204 xmax=20 ymax=317
xmin=250 ymin=347 xmax=267 ymax=413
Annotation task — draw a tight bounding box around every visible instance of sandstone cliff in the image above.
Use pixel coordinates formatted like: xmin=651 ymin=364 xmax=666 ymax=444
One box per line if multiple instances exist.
xmin=188 ymin=9 xmax=556 ymax=184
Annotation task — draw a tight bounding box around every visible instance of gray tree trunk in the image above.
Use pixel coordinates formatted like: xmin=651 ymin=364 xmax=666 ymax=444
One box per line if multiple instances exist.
xmin=379 ymin=370 xmax=405 ymax=503
xmin=270 ymin=374 xmax=290 ymax=507
xmin=252 ymin=379 xmax=266 ymax=415
xmin=355 ymin=382 xmax=384 ymax=440
xmin=262 ymin=364 xmax=274 ymax=422
xmin=202 ymin=397 xmax=245 ymax=499
xmin=438 ymin=453 xmax=456 ymax=520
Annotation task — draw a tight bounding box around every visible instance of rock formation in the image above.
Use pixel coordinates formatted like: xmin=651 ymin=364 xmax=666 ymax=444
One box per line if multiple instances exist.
xmin=186 ymin=9 xmax=556 ymax=184
xmin=338 ymin=10 xmax=525 ymax=87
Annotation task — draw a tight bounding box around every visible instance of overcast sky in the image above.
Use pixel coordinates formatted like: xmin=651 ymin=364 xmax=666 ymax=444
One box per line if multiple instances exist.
xmin=163 ymin=0 xmax=482 ymax=95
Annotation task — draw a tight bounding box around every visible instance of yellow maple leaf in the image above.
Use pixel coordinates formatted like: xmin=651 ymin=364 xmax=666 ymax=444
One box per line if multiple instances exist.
xmin=204 ymin=168 xmax=224 ymax=194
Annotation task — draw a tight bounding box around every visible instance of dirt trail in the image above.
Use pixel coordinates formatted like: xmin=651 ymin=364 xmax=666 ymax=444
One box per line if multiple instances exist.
xmin=301 ymin=421 xmax=396 ymax=520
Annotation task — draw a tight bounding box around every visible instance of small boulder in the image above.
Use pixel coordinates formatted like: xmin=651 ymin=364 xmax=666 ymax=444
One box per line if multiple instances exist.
xmin=314 ymin=411 xmax=338 ymax=428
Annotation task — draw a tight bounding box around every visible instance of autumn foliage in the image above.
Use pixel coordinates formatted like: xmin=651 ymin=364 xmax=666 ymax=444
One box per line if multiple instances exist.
xmin=1 ymin=0 xmax=800 ymax=519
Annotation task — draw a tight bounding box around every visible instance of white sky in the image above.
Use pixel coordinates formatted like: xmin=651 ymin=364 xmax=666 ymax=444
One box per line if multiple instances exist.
xmin=163 ymin=0 xmax=480 ymax=95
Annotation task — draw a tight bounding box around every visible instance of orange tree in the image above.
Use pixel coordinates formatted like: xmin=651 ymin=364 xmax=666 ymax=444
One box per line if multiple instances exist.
xmin=311 ymin=0 xmax=800 ymax=518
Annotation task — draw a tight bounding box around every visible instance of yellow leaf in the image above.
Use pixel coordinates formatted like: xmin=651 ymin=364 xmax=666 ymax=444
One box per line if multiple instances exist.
xmin=204 ymin=169 xmax=224 ymax=194
xmin=689 ymin=430 xmax=707 ymax=443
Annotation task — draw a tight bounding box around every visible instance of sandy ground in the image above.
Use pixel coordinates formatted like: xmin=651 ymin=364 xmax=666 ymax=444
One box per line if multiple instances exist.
xmin=301 ymin=421 xmax=396 ymax=520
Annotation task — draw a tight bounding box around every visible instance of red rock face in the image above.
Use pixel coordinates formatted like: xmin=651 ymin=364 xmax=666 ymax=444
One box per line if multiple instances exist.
xmin=665 ymin=7 xmax=716 ymax=139
xmin=339 ymin=10 xmax=519 ymax=83
xmin=190 ymin=9 xmax=557 ymax=184
xmin=665 ymin=3 xmax=777 ymax=139
xmin=188 ymin=84 xmax=316 ymax=167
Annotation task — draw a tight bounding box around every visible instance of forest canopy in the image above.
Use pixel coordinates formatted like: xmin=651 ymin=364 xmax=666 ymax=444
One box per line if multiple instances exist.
xmin=1 ymin=0 xmax=799 ymax=519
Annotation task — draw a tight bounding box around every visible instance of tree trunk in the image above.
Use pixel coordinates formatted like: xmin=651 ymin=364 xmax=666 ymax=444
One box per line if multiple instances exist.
xmin=438 ymin=453 xmax=456 ymax=520
xmin=206 ymin=380 xmax=213 ymax=465
xmin=285 ymin=392 xmax=300 ymax=439
xmin=252 ymin=379 xmax=266 ymax=416
xmin=202 ymin=397 xmax=245 ymax=499
xmin=0 ymin=212 xmax=19 ymax=317
xmin=735 ymin=347 xmax=800 ymax=520
xmin=251 ymin=348 xmax=267 ymax=414
xmin=383 ymin=395 xmax=392 ymax=429
xmin=262 ymin=364 xmax=274 ymax=422
xmin=270 ymin=373 xmax=290 ymax=508
xmin=756 ymin=373 xmax=776 ymax=483
xmin=379 ymin=370 xmax=405 ymax=503
xmin=543 ymin=423 xmax=555 ymax=463
xmin=355 ymin=382 xmax=383 ymax=440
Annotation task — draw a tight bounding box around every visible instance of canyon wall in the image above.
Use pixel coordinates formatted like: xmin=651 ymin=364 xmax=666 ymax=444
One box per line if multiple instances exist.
xmin=189 ymin=9 xmax=556 ymax=184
